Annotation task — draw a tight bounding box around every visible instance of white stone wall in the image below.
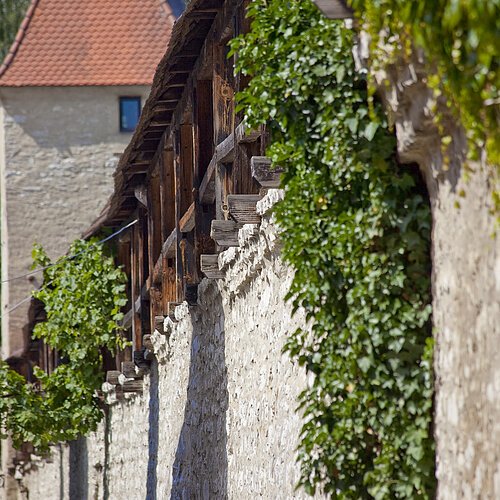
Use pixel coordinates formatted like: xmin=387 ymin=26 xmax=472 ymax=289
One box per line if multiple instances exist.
xmin=0 ymin=85 xmax=150 ymax=357
xmin=19 ymin=207 xmax=321 ymax=499
xmin=374 ymin=59 xmax=500 ymax=499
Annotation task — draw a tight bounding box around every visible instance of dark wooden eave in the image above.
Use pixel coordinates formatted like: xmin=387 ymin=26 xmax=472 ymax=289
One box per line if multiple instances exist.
xmin=84 ymin=0 xmax=225 ymax=237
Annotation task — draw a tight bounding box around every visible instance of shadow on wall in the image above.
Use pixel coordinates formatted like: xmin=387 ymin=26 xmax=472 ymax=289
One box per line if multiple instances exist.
xmin=147 ymin=360 xmax=160 ymax=499
xmin=170 ymin=283 xmax=229 ymax=499
xmin=69 ymin=437 xmax=88 ymax=500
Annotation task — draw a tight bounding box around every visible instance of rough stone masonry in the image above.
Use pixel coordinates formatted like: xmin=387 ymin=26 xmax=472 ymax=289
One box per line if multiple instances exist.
xmin=18 ymin=193 xmax=324 ymax=499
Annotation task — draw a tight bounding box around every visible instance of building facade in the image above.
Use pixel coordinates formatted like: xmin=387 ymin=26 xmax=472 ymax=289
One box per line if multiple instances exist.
xmin=0 ymin=1 xmax=174 ymax=497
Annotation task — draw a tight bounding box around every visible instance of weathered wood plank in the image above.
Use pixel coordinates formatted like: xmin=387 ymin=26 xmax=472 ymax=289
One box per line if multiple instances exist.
xmin=174 ymin=131 xmax=184 ymax=301
xmin=200 ymin=254 xmax=224 ymax=279
xmin=106 ymin=370 xmax=120 ymax=385
xmin=210 ymin=220 xmax=240 ymax=247
xmin=142 ymin=334 xmax=154 ymax=351
xmin=121 ymin=361 xmax=142 ymax=379
xmin=152 ymin=252 xmax=163 ymax=285
xmin=250 ymin=156 xmax=283 ymax=188
xmin=134 ymin=186 xmax=147 ymax=208
xmin=198 ymin=123 xmax=259 ymax=204
xmin=227 ymin=194 xmax=261 ymax=225
xmin=122 ymin=379 xmax=143 ymax=393
xmin=162 ymin=228 xmax=177 ymax=259
xmin=235 ymin=121 xmax=261 ymax=144
xmin=154 ymin=315 xmax=165 ymax=334
xmin=216 ymin=132 xmax=235 ymax=163
xmin=199 ymin=155 xmax=216 ymax=204
xmin=179 ymin=202 xmax=196 ymax=233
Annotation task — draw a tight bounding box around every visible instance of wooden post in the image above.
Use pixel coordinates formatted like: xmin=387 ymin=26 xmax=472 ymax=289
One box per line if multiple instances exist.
xmin=130 ymin=223 xmax=142 ymax=352
xmin=174 ymin=131 xmax=184 ymax=302
xmin=161 ymin=147 xmax=177 ymax=310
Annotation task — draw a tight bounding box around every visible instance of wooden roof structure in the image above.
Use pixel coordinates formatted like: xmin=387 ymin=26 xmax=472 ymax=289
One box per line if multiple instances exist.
xmin=83 ymin=0 xmax=282 ymax=386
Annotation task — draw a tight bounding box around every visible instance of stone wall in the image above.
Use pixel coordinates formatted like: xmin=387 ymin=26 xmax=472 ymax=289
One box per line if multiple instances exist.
xmin=374 ymin=57 xmax=500 ymax=499
xmin=18 ymin=204 xmax=321 ymax=499
xmin=0 ymin=85 xmax=150 ymax=357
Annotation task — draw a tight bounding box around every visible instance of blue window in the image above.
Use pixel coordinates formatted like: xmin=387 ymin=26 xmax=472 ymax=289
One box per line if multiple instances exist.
xmin=120 ymin=97 xmax=141 ymax=132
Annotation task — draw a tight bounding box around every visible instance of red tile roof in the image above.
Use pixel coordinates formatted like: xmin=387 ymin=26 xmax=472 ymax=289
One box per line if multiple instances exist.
xmin=0 ymin=0 xmax=174 ymax=87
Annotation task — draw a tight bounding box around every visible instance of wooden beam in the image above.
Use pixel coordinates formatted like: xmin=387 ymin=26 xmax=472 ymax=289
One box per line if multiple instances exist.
xmin=250 ymin=156 xmax=283 ymax=188
xmin=143 ymin=334 xmax=154 ymax=351
xmin=162 ymin=228 xmax=177 ymax=258
xmin=235 ymin=121 xmax=261 ymax=143
xmin=179 ymin=202 xmax=196 ymax=233
xmin=227 ymin=194 xmax=261 ymax=224
xmin=154 ymin=315 xmax=165 ymax=334
xmin=217 ymin=131 xmax=235 ymax=163
xmin=106 ymin=371 xmax=120 ymax=385
xmin=200 ymin=254 xmax=224 ymax=279
xmin=121 ymin=361 xmax=142 ymax=379
xmin=174 ymin=132 xmax=184 ymax=301
xmin=153 ymin=104 xmax=177 ymax=114
xmin=134 ymin=186 xmax=147 ymax=208
xmin=210 ymin=220 xmax=240 ymax=247
xmin=149 ymin=121 xmax=170 ymax=128
xmin=198 ymin=130 xmax=235 ymax=204
xmin=120 ymin=308 xmax=133 ymax=329
xmin=122 ymin=379 xmax=143 ymax=393
xmin=199 ymin=155 xmax=217 ymax=204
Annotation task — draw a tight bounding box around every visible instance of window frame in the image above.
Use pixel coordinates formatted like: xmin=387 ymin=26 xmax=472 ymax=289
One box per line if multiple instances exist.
xmin=119 ymin=96 xmax=142 ymax=133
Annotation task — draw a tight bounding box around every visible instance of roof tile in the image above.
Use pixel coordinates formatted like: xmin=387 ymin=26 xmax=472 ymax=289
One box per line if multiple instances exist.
xmin=0 ymin=0 xmax=174 ymax=87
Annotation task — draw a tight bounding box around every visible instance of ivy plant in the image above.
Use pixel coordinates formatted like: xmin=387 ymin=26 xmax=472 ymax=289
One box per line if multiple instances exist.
xmin=350 ymin=0 xmax=499 ymax=167
xmin=231 ymin=1 xmax=434 ymax=497
xmin=0 ymin=239 xmax=127 ymax=452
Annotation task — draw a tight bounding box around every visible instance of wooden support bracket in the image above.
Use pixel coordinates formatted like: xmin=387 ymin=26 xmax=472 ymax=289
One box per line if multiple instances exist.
xmin=250 ymin=156 xmax=283 ymax=188
xmin=106 ymin=370 xmax=120 ymax=385
xmin=121 ymin=361 xmax=142 ymax=379
xmin=154 ymin=315 xmax=165 ymax=334
xmin=210 ymin=220 xmax=240 ymax=247
xmin=162 ymin=228 xmax=177 ymax=258
xmin=122 ymin=379 xmax=143 ymax=393
xmin=179 ymin=202 xmax=196 ymax=233
xmin=200 ymin=254 xmax=224 ymax=279
xmin=143 ymin=334 xmax=154 ymax=351
xmin=227 ymin=194 xmax=261 ymax=224
xmin=235 ymin=122 xmax=261 ymax=143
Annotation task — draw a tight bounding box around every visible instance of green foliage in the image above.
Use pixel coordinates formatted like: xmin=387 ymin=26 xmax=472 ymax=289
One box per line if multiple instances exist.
xmin=349 ymin=0 xmax=499 ymax=174
xmin=231 ymin=1 xmax=434 ymax=497
xmin=0 ymin=239 xmax=127 ymax=452
xmin=0 ymin=0 xmax=30 ymax=62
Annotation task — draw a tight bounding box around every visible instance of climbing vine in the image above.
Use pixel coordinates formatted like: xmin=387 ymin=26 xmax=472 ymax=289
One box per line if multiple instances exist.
xmin=231 ymin=1 xmax=434 ymax=497
xmin=350 ymin=0 xmax=499 ymax=168
xmin=0 ymin=239 xmax=127 ymax=452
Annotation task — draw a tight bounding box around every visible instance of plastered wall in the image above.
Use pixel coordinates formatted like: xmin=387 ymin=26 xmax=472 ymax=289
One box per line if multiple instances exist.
xmin=0 ymin=85 xmax=150 ymax=357
xmin=18 ymin=204 xmax=322 ymax=499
